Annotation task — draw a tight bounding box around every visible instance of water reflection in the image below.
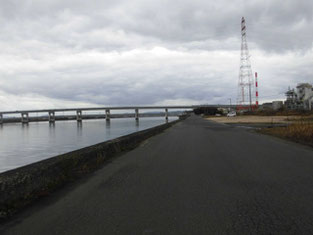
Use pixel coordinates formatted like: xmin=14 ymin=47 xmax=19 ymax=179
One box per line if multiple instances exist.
xmin=49 ymin=123 xmax=55 ymax=139
xmin=135 ymin=120 xmax=139 ymax=131
xmin=77 ymin=122 xmax=83 ymax=137
xmin=22 ymin=123 xmax=29 ymax=128
xmin=105 ymin=121 xmax=111 ymax=137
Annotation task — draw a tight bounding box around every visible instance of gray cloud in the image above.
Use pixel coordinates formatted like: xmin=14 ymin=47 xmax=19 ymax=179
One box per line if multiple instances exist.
xmin=0 ymin=0 xmax=312 ymax=110
xmin=1 ymin=0 xmax=312 ymax=51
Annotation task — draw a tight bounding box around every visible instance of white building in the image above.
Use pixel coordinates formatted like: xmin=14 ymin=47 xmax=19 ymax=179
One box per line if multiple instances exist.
xmin=285 ymin=83 xmax=313 ymax=110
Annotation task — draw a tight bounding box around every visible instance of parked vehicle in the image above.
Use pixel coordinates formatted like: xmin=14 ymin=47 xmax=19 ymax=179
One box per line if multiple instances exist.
xmin=227 ymin=111 xmax=236 ymax=117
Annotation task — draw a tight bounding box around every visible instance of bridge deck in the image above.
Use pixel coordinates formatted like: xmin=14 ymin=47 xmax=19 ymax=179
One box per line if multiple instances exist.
xmin=0 ymin=105 xmax=238 ymax=115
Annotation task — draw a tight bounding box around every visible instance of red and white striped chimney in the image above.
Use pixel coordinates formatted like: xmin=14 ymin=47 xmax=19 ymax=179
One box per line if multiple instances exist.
xmin=255 ymin=72 xmax=259 ymax=107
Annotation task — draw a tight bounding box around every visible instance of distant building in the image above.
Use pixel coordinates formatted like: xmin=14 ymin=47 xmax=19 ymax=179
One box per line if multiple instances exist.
xmin=272 ymin=101 xmax=283 ymax=111
xmin=285 ymin=83 xmax=313 ymax=110
xmin=259 ymin=101 xmax=283 ymax=111
xmin=217 ymin=108 xmax=229 ymax=115
xmin=259 ymin=102 xmax=274 ymax=111
xmin=285 ymin=89 xmax=297 ymax=109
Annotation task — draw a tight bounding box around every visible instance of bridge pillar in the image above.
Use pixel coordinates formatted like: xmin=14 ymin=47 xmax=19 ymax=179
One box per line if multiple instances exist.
xmin=76 ymin=110 xmax=82 ymax=122
xmin=135 ymin=109 xmax=139 ymax=121
xmin=165 ymin=108 xmax=168 ymax=121
xmin=105 ymin=109 xmax=110 ymax=121
xmin=21 ymin=112 xmax=29 ymax=124
xmin=0 ymin=114 xmax=3 ymax=124
xmin=48 ymin=111 xmax=55 ymax=123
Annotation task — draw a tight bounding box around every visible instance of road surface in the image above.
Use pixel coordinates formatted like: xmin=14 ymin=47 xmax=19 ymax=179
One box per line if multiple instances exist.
xmin=1 ymin=115 xmax=313 ymax=234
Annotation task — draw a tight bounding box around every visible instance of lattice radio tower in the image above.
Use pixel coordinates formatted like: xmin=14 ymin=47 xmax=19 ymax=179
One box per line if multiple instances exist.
xmin=237 ymin=17 xmax=255 ymax=111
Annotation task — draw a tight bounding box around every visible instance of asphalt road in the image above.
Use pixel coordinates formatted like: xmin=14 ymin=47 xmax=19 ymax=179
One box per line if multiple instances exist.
xmin=1 ymin=115 xmax=313 ymax=234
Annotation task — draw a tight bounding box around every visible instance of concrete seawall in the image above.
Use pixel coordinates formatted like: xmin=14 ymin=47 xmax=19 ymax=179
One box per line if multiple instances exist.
xmin=0 ymin=118 xmax=184 ymax=219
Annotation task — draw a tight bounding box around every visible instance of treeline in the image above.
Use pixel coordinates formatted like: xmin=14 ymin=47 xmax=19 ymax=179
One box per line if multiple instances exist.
xmin=193 ymin=107 xmax=222 ymax=115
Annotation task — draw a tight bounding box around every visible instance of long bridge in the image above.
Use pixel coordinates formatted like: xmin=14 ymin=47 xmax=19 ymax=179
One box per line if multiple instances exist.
xmin=0 ymin=105 xmax=237 ymax=124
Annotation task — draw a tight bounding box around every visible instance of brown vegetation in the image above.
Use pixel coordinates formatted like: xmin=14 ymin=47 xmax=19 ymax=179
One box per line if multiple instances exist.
xmin=259 ymin=119 xmax=313 ymax=147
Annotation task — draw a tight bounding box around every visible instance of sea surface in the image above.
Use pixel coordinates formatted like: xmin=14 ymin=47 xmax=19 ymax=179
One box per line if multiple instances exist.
xmin=0 ymin=117 xmax=177 ymax=173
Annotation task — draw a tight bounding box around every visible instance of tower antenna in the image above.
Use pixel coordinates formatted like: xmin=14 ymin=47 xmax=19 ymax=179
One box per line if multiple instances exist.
xmin=237 ymin=17 xmax=254 ymax=111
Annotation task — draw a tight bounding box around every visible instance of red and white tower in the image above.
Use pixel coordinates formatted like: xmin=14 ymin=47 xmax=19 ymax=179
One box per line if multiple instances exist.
xmin=255 ymin=72 xmax=259 ymax=107
xmin=236 ymin=17 xmax=255 ymax=111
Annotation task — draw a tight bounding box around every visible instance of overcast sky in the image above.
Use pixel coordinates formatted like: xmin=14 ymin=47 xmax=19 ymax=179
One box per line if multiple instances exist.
xmin=0 ymin=0 xmax=312 ymax=110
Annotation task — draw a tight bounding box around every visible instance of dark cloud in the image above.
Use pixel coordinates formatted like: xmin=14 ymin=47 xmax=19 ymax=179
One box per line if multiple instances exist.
xmin=1 ymin=0 xmax=312 ymax=51
xmin=0 ymin=0 xmax=312 ymax=110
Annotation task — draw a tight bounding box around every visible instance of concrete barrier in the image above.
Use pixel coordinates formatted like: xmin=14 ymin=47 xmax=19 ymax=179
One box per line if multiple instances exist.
xmin=0 ymin=117 xmax=186 ymax=220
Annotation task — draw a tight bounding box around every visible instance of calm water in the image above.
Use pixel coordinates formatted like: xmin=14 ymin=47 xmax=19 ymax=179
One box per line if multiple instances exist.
xmin=0 ymin=117 xmax=177 ymax=173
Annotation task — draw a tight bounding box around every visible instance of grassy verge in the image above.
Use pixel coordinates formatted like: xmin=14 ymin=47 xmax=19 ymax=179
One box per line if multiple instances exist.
xmin=259 ymin=119 xmax=313 ymax=147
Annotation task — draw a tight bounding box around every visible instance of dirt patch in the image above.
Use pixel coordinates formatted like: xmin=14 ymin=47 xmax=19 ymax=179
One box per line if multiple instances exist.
xmin=206 ymin=115 xmax=301 ymax=124
xmin=206 ymin=115 xmax=313 ymax=148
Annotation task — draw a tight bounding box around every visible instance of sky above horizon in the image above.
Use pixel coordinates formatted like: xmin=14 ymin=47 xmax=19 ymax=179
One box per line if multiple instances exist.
xmin=0 ymin=0 xmax=312 ymax=111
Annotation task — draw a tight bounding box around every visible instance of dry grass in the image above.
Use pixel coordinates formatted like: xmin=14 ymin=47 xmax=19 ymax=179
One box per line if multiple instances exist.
xmin=259 ymin=120 xmax=313 ymax=147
